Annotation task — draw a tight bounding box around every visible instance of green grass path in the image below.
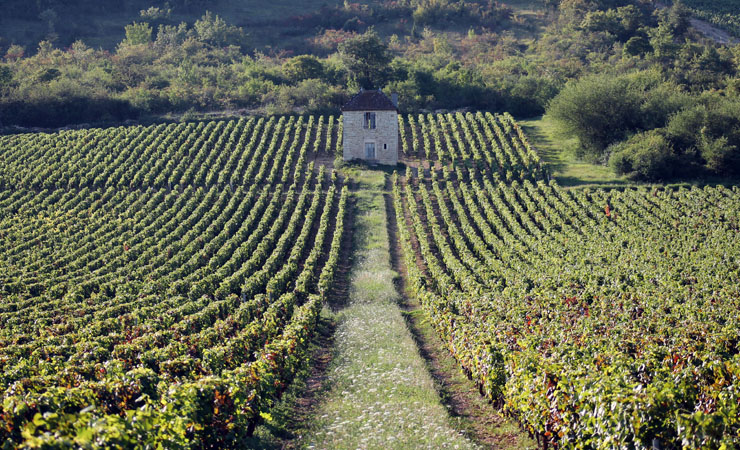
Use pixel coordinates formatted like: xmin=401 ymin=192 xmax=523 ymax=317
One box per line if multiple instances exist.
xmin=518 ymin=115 xmax=628 ymax=187
xmin=299 ymin=170 xmax=478 ymax=449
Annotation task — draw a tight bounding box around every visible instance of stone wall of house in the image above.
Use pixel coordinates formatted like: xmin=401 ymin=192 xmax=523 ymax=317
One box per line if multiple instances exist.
xmin=342 ymin=110 xmax=399 ymax=165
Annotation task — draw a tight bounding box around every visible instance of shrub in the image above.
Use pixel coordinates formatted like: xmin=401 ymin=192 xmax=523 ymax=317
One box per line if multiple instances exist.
xmin=699 ymin=134 xmax=739 ymax=174
xmin=123 ymin=22 xmax=153 ymax=46
xmin=547 ymin=73 xmax=642 ymax=159
xmin=665 ymin=96 xmax=740 ymax=175
xmin=609 ymin=130 xmax=678 ymax=180
xmin=283 ymin=55 xmax=324 ymax=83
xmin=548 ymin=70 xmax=689 ymax=161
xmin=194 ymin=12 xmax=246 ymax=48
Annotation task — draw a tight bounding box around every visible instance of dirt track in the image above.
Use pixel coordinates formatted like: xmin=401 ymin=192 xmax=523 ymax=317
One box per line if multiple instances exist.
xmin=655 ymin=1 xmax=738 ymax=45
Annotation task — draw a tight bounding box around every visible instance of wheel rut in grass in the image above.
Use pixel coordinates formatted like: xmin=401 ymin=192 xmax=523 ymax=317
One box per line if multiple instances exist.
xmin=299 ymin=169 xmax=477 ymax=449
xmin=383 ymin=181 xmax=537 ymax=449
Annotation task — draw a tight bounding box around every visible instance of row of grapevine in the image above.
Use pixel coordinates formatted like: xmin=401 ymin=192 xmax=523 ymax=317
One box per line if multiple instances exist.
xmin=397 ymin=112 xmax=546 ymax=182
xmin=393 ymin=156 xmax=740 ymax=447
xmin=0 ymin=115 xmax=342 ymax=191
xmin=0 ymin=116 xmax=349 ymax=447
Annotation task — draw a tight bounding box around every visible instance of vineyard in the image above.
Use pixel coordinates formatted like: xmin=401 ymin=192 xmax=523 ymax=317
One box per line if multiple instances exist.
xmin=1 ymin=111 xmax=739 ymax=448
xmin=393 ymin=114 xmax=740 ymax=447
xmin=682 ymin=0 xmax=740 ymax=37
xmin=0 ymin=116 xmax=347 ymax=447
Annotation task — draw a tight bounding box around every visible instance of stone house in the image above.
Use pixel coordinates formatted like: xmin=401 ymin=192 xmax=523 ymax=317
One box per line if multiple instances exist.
xmin=341 ymin=89 xmax=399 ymax=166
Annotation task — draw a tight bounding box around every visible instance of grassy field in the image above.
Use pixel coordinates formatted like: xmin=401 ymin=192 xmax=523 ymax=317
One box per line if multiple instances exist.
xmin=518 ymin=115 xmax=629 ymax=187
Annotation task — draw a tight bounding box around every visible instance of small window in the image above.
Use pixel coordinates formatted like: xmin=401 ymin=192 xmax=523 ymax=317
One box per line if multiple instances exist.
xmin=364 ymin=112 xmax=376 ymax=130
xmin=365 ymin=142 xmax=376 ymax=159
xmin=384 ymin=143 xmax=387 ymax=150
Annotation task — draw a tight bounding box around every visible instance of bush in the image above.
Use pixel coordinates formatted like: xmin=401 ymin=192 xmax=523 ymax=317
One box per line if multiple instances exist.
xmin=547 ymin=72 xmax=643 ymax=159
xmin=700 ymin=134 xmax=739 ymax=174
xmin=194 ymin=12 xmax=246 ymax=48
xmin=547 ymin=70 xmax=689 ymax=160
xmin=665 ymin=96 xmax=740 ymax=175
xmin=283 ymin=55 xmax=324 ymax=83
xmin=609 ymin=130 xmax=678 ymax=180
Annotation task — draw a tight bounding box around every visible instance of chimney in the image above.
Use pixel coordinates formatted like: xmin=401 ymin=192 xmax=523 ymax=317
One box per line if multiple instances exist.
xmin=391 ymin=93 xmax=399 ymax=108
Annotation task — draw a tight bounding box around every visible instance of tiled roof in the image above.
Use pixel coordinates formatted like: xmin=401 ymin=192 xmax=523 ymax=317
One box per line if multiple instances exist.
xmin=341 ymin=89 xmax=398 ymax=111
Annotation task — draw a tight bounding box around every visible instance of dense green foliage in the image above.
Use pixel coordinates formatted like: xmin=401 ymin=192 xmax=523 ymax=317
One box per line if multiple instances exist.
xmin=547 ymin=71 xmax=690 ymax=158
xmin=542 ymin=1 xmax=740 ymax=181
xmin=1 ymin=0 xmax=738 ymax=181
xmin=549 ymin=71 xmax=740 ymax=180
xmin=338 ymin=30 xmax=392 ymax=89
xmin=0 ymin=1 xmax=530 ymax=127
xmin=0 ymin=115 xmax=348 ymax=447
xmin=3 ymin=0 xmax=736 ymax=140
xmin=609 ymin=95 xmax=740 ymax=179
xmin=392 ymin=113 xmax=740 ymax=447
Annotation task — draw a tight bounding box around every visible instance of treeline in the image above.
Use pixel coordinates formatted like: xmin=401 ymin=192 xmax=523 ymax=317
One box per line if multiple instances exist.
xmin=0 ymin=1 xmax=529 ymax=128
xmin=549 ymin=71 xmax=740 ymax=179
xmin=0 ymin=0 xmax=739 ymax=179
xmin=545 ymin=0 xmax=740 ymax=179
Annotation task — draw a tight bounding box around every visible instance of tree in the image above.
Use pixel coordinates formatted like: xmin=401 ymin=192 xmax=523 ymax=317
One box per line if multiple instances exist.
xmin=37 ymin=40 xmax=54 ymax=57
xmin=699 ymin=132 xmax=739 ymax=175
xmin=615 ymin=5 xmax=642 ymax=37
xmin=666 ymin=98 xmax=740 ymax=175
xmin=547 ymin=73 xmax=642 ymax=159
xmin=123 ymin=22 xmax=153 ymax=46
xmin=581 ymin=10 xmax=623 ymax=36
xmin=648 ymin=21 xmax=677 ymax=60
xmin=732 ymin=43 xmax=740 ymax=72
xmin=154 ymin=23 xmax=189 ymax=50
xmin=5 ymin=45 xmax=25 ymax=61
xmin=623 ymin=36 xmax=651 ymax=57
xmin=338 ymin=30 xmax=391 ymax=89
xmin=0 ymin=65 xmax=13 ymax=91
xmin=283 ymin=55 xmax=324 ymax=82
xmin=667 ymin=0 xmax=691 ymax=36
xmin=194 ymin=12 xmax=245 ymax=47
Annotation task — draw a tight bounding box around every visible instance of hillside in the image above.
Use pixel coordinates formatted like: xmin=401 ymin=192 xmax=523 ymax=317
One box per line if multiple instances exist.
xmin=1 ymin=0 xmax=740 ymax=447
xmin=2 ymin=0 xmax=739 ymax=184
xmin=0 ymin=0 xmax=345 ymax=51
xmin=683 ymin=0 xmax=740 ymax=39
